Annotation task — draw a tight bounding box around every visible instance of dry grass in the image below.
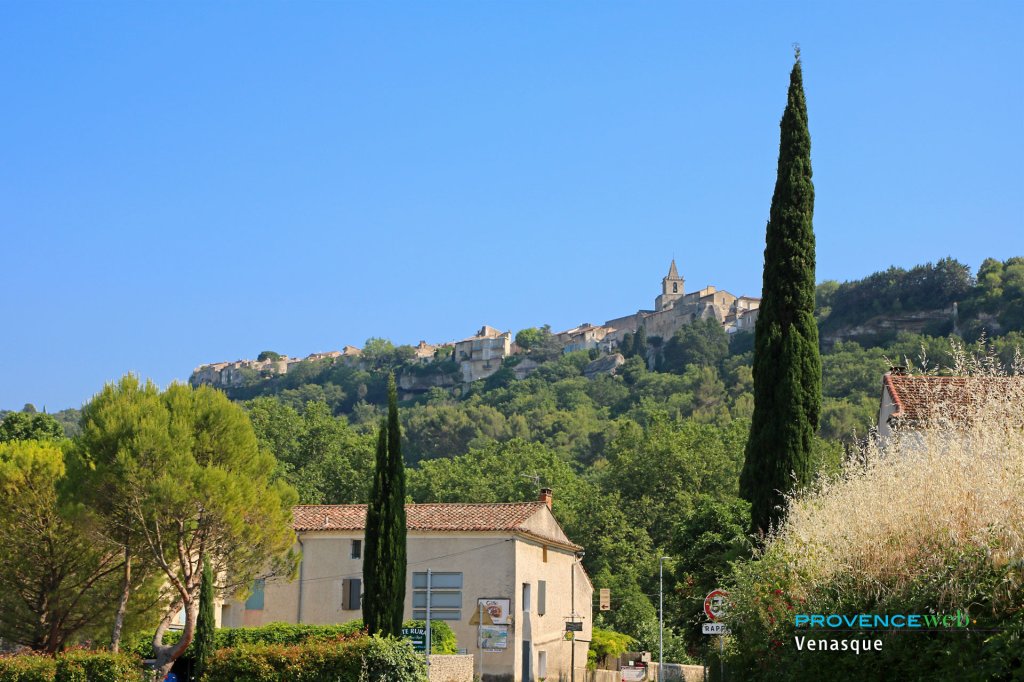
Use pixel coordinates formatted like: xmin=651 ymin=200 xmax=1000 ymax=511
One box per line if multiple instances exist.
xmin=771 ymin=340 xmax=1024 ymax=610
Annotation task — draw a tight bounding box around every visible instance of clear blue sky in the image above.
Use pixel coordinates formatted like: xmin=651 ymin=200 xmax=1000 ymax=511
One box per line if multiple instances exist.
xmin=2 ymin=1 xmax=1022 ymax=410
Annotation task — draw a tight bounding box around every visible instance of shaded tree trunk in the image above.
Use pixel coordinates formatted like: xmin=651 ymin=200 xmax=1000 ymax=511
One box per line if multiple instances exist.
xmin=110 ymin=545 xmax=131 ymax=652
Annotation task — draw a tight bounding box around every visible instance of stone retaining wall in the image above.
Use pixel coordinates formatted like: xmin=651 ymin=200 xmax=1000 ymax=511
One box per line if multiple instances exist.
xmin=428 ymin=654 xmax=475 ymax=682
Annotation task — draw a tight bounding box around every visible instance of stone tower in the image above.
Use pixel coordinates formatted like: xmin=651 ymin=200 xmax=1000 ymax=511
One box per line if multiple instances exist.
xmin=655 ymin=259 xmax=685 ymax=311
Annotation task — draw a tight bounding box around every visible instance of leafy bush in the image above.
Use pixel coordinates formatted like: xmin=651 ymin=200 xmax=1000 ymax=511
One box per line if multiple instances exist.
xmin=0 ymin=651 xmax=142 ymax=682
xmin=0 ymin=654 xmax=56 ymax=682
xmin=126 ymin=619 xmax=456 ymax=658
xmin=587 ymin=627 xmax=638 ymax=669
xmin=202 ymin=635 xmax=426 ymax=682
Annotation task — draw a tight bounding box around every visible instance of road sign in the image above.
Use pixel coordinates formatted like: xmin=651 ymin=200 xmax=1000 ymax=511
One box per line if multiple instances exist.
xmin=565 ymin=621 xmax=583 ymax=632
xmin=703 ymin=589 xmax=728 ymax=622
xmin=599 ymin=588 xmax=611 ymax=611
xmin=401 ymin=626 xmax=427 ymax=652
xmin=702 ymin=623 xmax=731 ymax=635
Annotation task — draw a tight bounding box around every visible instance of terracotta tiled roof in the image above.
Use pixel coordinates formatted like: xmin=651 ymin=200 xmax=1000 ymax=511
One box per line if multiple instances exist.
xmin=883 ymin=373 xmax=1024 ymax=423
xmin=292 ymin=502 xmax=581 ymax=549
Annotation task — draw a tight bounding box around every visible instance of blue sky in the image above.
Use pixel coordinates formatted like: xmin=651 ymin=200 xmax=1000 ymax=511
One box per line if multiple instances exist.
xmin=2 ymin=1 xmax=1022 ymax=410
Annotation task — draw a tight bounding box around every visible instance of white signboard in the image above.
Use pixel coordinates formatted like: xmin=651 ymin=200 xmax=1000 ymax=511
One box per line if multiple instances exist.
xmin=477 ymin=598 xmax=511 ymax=625
xmin=702 ymin=622 xmax=731 ymax=635
xmin=621 ymin=667 xmax=647 ymax=681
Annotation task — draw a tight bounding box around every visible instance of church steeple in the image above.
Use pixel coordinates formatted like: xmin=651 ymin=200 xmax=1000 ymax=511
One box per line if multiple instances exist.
xmin=656 ymin=259 xmax=685 ymax=311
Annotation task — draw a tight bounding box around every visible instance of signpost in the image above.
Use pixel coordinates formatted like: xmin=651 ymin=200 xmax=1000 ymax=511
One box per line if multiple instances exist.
xmin=599 ymin=588 xmax=610 ymax=611
xmin=702 ymin=589 xmax=729 ymax=682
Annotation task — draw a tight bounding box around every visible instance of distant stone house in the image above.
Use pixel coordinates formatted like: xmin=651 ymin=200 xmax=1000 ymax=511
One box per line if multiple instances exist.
xmin=453 ymin=325 xmax=513 ymax=383
xmin=222 ymin=491 xmax=592 ymax=682
xmin=555 ymin=323 xmax=612 ymax=354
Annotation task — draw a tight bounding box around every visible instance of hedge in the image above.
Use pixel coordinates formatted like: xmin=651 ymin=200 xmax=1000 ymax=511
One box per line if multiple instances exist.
xmin=0 ymin=651 xmax=143 ymax=682
xmin=125 ymin=619 xmax=457 ymax=658
xmin=202 ymin=635 xmax=426 ymax=682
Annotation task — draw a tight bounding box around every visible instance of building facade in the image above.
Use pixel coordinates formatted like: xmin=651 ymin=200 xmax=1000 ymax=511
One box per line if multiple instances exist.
xmin=222 ymin=492 xmax=591 ymax=682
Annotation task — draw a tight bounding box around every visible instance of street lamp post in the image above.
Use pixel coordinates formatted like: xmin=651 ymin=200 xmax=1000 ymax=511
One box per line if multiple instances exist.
xmin=659 ymin=556 xmax=669 ymax=682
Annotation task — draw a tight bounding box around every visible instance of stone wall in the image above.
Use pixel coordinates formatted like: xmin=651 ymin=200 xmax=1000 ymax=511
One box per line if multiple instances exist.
xmin=428 ymin=655 xmax=474 ymax=682
xmin=571 ymin=663 xmax=706 ymax=682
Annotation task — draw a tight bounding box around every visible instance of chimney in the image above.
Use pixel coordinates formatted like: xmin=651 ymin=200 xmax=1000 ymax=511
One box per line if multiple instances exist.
xmin=539 ymin=488 xmax=553 ymax=509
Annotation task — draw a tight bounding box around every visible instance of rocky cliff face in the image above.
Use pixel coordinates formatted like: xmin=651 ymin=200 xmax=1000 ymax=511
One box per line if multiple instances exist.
xmin=821 ymin=307 xmax=956 ymax=347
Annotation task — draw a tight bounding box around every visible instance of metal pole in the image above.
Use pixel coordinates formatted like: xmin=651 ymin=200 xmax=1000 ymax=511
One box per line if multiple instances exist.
xmin=425 ymin=569 xmax=432 ymax=668
xmin=571 ymin=557 xmax=575 ymax=682
xmin=478 ymin=601 xmax=484 ymax=681
xmin=659 ymin=556 xmax=665 ymax=682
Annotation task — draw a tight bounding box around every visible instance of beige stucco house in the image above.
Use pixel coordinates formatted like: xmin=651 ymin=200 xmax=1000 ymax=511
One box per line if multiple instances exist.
xmin=222 ymin=491 xmax=592 ymax=682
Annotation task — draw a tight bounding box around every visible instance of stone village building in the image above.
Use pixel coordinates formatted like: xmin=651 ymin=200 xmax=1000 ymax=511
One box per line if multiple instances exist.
xmin=221 ymin=490 xmax=592 ymax=682
xmin=602 ymin=260 xmax=760 ymax=349
xmin=190 ymin=261 xmax=760 ymax=389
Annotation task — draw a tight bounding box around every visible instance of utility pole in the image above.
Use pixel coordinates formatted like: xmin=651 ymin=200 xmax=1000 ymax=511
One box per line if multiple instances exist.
xmin=425 ymin=569 xmax=432 ymax=669
xmin=659 ymin=556 xmax=669 ymax=682
xmin=477 ymin=601 xmax=484 ymax=681
xmin=569 ymin=551 xmax=584 ymax=682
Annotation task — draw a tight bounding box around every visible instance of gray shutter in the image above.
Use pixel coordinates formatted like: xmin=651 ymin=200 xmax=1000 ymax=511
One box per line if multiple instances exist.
xmin=342 ymin=578 xmax=362 ymax=610
xmin=538 ymin=580 xmax=546 ymax=615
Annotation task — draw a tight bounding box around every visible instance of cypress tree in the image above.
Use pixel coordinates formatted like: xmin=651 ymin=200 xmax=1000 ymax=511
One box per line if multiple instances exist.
xmin=634 ymin=326 xmax=648 ymax=366
xmin=620 ymin=332 xmax=634 ymax=358
xmin=739 ymin=48 xmax=822 ymax=536
xmin=362 ymin=374 xmax=407 ymax=636
xmin=192 ymin=559 xmax=216 ymax=681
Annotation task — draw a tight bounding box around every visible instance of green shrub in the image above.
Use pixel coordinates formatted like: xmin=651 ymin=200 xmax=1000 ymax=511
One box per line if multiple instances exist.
xmin=127 ymin=619 xmax=456 ymax=657
xmin=0 ymin=651 xmax=141 ymax=682
xmin=202 ymin=635 xmax=426 ymax=682
xmin=0 ymin=654 xmax=56 ymax=682
xmin=587 ymin=627 xmax=638 ymax=670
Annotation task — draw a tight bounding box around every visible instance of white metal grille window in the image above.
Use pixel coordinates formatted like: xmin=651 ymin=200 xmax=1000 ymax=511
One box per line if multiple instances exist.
xmin=412 ymin=572 xmax=462 ymax=620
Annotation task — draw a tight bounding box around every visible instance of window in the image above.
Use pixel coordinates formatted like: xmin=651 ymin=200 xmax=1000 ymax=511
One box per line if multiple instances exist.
xmin=542 ymin=545 xmax=548 ymax=563
xmin=672 ymin=282 xmax=678 ymax=293
xmin=538 ymin=651 xmax=547 ymax=678
xmin=342 ymin=578 xmax=361 ymax=610
xmin=522 ymin=583 xmax=531 ymax=612
xmin=538 ymin=580 xmax=546 ymax=616
xmin=351 ymin=539 xmax=361 ymax=559
xmin=412 ymin=572 xmax=462 ymax=620
xmin=245 ymin=579 xmax=265 ymax=610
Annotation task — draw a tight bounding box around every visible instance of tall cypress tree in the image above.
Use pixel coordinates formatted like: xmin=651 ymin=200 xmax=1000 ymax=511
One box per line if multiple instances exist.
xmin=739 ymin=48 xmax=821 ymax=535
xmin=362 ymin=374 xmax=407 ymax=636
xmin=191 ymin=559 xmax=215 ymax=681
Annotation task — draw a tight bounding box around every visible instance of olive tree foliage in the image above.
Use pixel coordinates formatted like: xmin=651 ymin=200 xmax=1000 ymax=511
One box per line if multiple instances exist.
xmin=77 ymin=376 xmax=298 ymax=675
xmin=0 ymin=440 xmax=124 ymax=653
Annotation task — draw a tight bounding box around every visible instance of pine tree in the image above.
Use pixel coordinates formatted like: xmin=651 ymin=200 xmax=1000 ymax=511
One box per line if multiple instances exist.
xmin=362 ymin=374 xmax=408 ymax=636
xmin=739 ymin=48 xmax=822 ymax=535
xmin=192 ymin=559 xmax=216 ymax=681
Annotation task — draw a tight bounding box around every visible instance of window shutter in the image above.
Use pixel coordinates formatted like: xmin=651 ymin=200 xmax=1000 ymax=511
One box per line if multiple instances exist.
xmin=343 ymin=578 xmax=362 ymax=610
xmin=538 ymin=580 xmax=546 ymax=615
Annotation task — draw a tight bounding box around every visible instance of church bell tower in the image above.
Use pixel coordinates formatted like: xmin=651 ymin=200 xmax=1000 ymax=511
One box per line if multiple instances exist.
xmin=655 ymin=259 xmax=685 ymax=311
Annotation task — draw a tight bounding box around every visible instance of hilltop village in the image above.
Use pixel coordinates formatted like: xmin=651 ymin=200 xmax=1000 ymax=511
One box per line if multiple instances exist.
xmin=190 ymin=261 xmax=761 ymax=392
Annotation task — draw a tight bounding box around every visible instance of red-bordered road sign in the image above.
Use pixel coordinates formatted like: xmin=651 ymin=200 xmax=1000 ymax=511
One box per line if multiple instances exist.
xmin=704 ymin=589 xmax=728 ymax=622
